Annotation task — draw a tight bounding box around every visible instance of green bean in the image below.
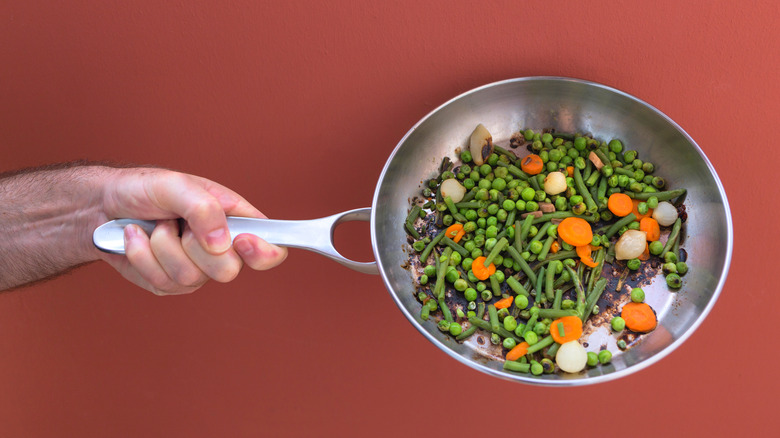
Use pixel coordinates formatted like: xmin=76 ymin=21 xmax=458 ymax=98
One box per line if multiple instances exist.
xmin=538 ymin=249 xmax=577 ymax=263
xmin=553 ymin=288 xmax=563 ymax=310
xmin=529 ymin=175 xmax=541 ymax=191
xmin=597 ymin=176 xmax=608 ymax=207
xmin=525 ymin=335 xmax=554 ymax=354
xmin=494 ymin=146 xmax=518 ymax=163
xmin=484 ymin=237 xmax=508 ymax=266
xmin=593 ymin=149 xmax=610 ymax=168
xmin=565 ymin=265 xmax=586 ymax=317
xmin=496 ymin=161 xmax=529 ymax=180
xmin=468 ymin=316 xmax=523 ymax=343
xmin=584 ymin=169 xmax=601 ymax=188
xmin=604 ymin=213 xmax=637 ymax=239
xmin=545 ymin=261 xmax=556 ymax=302
xmin=441 ymin=236 xmax=470 ymax=258
xmin=537 ymin=234 xmax=555 ymax=261
xmin=613 ymin=167 xmax=635 ymax=177
xmin=546 ymin=342 xmax=561 ymax=358
xmin=529 ymin=222 xmax=552 ymax=244
xmin=506 ymin=246 xmax=537 ymax=285
xmin=582 ymin=278 xmax=607 ymax=321
xmin=420 ymin=230 xmax=446 ymax=263
xmin=456 ymin=302 xmax=486 ymax=340
xmin=517 ymin=215 xmax=534 ymax=251
xmin=661 ymin=218 xmax=682 ymax=258
xmin=489 ymin=275 xmax=502 ymax=297
xmin=406 ymin=205 xmax=422 ymax=225
xmin=503 ymin=360 xmax=531 ymax=373
xmin=535 ymin=267 xmax=546 ymax=305
xmin=522 ymin=312 xmax=538 ymax=337
xmin=420 ymin=300 xmax=431 ymax=320
xmin=586 ymin=248 xmax=606 ymax=295
xmin=488 ymin=304 xmax=500 ymax=333
xmin=455 ymin=201 xmax=482 ymax=209
xmin=506 ymin=275 xmax=530 ymax=297
xmin=433 ymin=247 xmax=453 ymax=299
xmin=582 ymin=159 xmax=592 ymax=181
xmin=537 ymin=308 xmax=578 ymax=319
xmin=405 ymin=222 xmax=420 ymax=239
xmin=439 ymin=297 xmax=453 ymax=323
xmin=443 ymin=196 xmax=467 ymax=222
xmin=624 ymin=188 xmax=686 ymax=201
xmin=574 ymin=167 xmax=598 ymax=214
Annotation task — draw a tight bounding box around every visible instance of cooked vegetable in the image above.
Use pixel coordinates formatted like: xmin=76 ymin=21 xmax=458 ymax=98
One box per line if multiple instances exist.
xmin=440 ymin=178 xmax=467 ymax=203
xmin=543 ymin=171 xmax=567 ymax=195
xmin=469 ymin=124 xmax=493 ymax=166
xmin=614 ymin=229 xmax=647 ymax=260
xmin=621 ymin=302 xmax=658 ymax=332
xmin=652 ymin=201 xmax=678 ymax=226
xmin=607 ymin=193 xmax=633 ymax=217
xmin=575 ymin=244 xmax=599 ymax=268
xmin=558 ymin=217 xmax=594 ymax=247
xmin=639 ymin=217 xmax=660 ymax=241
xmin=556 ymin=341 xmax=588 ymax=373
xmin=520 ymin=154 xmax=544 ymax=175
xmin=550 ymin=315 xmax=583 ymax=344
xmin=471 ymin=256 xmax=496 ymax=280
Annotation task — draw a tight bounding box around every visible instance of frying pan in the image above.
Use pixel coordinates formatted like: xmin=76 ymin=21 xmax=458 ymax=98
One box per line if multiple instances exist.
xmin=94 ymin=77 xmax=733 ymax=386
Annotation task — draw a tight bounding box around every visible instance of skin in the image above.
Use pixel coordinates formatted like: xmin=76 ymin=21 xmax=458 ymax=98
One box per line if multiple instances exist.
xmin=0 ymin=163 xmax=287 ymax=294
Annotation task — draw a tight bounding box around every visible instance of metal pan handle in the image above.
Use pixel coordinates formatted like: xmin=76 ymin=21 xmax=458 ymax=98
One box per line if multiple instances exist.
xmin=93 ymin=207 xmax=379 ymax=275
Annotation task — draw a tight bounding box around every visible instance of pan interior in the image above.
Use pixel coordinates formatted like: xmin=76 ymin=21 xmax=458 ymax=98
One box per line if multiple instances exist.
xmin=371 ymin=77 xmax=732 ymax=385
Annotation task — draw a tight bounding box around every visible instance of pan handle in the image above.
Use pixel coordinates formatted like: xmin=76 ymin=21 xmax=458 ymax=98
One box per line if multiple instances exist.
xmin=92 ymin=207 xmax=379 ymax=275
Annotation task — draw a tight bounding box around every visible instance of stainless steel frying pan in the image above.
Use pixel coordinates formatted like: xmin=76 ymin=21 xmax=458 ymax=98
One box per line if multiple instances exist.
xmin=94 ymin=77 xmax=733 ymax=386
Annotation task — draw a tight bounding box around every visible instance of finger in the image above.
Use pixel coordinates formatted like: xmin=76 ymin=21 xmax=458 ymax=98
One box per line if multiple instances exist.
xmin=150 ymin=220 xmax=209 ymax=289
xmin=144 ymin=173 xmax=234 ymax=254
xmin=123 ymin=224 xmax=179 ymax=295
xmin=181 ymin=226 xmax=244 ymax=283
xmin=232 ymin=234 xmax=289 ymax=271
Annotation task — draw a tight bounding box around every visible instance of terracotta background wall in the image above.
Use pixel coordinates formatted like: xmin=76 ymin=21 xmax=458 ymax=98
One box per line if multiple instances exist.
xmin=1 ymin=1 xmax=777 ymax=436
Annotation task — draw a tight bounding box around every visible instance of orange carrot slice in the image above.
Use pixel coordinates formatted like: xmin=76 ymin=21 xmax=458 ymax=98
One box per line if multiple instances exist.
xmin=607 ymin=193 xmax=633 ymax=217
xmin=558 ymin=217 xmax=593 ymax=247
xmin=471 ymin=256 xmax=496 ymax=281
xmin=631 ymin=199 xmax=653 ymax=220
xmin=550 ymin=316 xmax=583 ymax=344
xmin=639 ymin=217 xmax=660 ymax=241
xmin=520 ymin=154 xmax=544 ymax=175
xmin=494 ymin=296 xmax=514 ymax=309
xmin=621 ymin=302 xmax=657 ymax=332
xmin=506 ymin=342 xmax=530 ymax=361
xmin=575 ymin=245 xmax=599 ymax=268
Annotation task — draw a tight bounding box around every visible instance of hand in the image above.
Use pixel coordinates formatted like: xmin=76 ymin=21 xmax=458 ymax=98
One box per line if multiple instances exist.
xmin=98 ymin=168 xmax=287 ymax=295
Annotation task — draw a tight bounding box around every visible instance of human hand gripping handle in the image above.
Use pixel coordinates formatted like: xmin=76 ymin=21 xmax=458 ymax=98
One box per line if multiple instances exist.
xmin=94 ymin=209 xmax=378 ymax=275
xmin=97 ymin=168 xmax=289 ymax=295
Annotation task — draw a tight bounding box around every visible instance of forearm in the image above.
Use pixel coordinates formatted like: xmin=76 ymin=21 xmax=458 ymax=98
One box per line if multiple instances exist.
xmin=0 ymin=163 xmax=111 ymax=290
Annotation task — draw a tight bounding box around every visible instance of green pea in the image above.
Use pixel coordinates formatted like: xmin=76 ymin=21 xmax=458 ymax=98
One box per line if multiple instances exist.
xmin=617 ymin=339 xmax=627 ymax=350
xmin=608 ymin=139 xmax=623 ymax=153
xmin=528 ymin=240 xmax=544 ymax=254
xmin=525 ymin=201 xmax=539 ymax=212
xmin=488 ymin=154 xmax=499 ymax=166
xmin=541 ymin=358 xmax=556 ymax=374
xmin=502 ymin=337 xmax=517 ymax=350
xmin=514 ymin=199 xmax=526 ymax=211
xmin=649 ymin=240 xmax=664 ymax=255
xmin=530 ymin=360 xmax=544 ymax=376
xmin=492 ymin=178 xmax=507 ymax=191
xmin=437 ymin=320 xmax=451 ymax=332
xmin=652 ymin=176 xmax=665 ymax=189
xmin=453 ymin=279 xmax=468 ymax=292
xmin=642 ymin=162 xmax=654 ymax=174
xmin=666 ymin=273 xmax=682 ymax=289
xmin=445 ymin=267 xmax=459 ymax=283
xmin=541 ymin=133 xmax=553 ymax=144
xmin=547 ymin=224 xmax=558 ymax=238
xmin=533 ymin=321 xmax=548 ymax=336
xmin=664 ymin=252 xmax=678 ymax=263
xmin=572 ymin=203 xmax=586 ymax=215
xmin=676 ymin=262 xmax=689 ymax=275
xmin=611 ymin=316 xmax=626 ymax=331
xmin=521 ymin=187 xmax=535 ymax=202
xmin=647 ymin=196 xmax=659 ymax=209
xmin=586 ymin=351 xmax=599 ymax=367
xmin=524 ymin=331 xmax=538 ymax=345
xmin=527 ymin=225 xmax=538 ymax=238
xmin=523 ymin=129 xmax=535 ymax=141
xmin=630 ymin=287 xmax=645 ymax=303
xmin=423 ymin=265 xmax=436 ymax=277
xmin=627 ymin=258 xmax=641 ymax=270
xmin=554 ymin=196 xmax=568 ymax=211
xmin=574 ymin=136 xmax=587 ymax=150
xmin=496 ymin=209 xmax=508 ymax=222
xmin=515 ymin=295 xmax=529 ymax=310
xmin=628 ymin=221 xmax=640 ymax=230
xmin=598 ymin=350 xmax=612 ymax=364
xmin=464 ymin=288 xmax=477 ymax=302
xmin=623 ymin=150 xmax=637 ymax=162
xmin=637 ymin=202 xmax=649 ymax=215
xmin=449 ymin=252 xmax=462 ymax=266
xmin=460 ymin=150 xmax=473 ymax=163
xmin=504 ymin=315 xmax=518 ymax=332
xmin=419 ymin=274 xmax=429 ymax=285
xmin=449 ymin=322 xmax=463 ymax=336
xmin=480 ymin=290 xmax=492 ymax=301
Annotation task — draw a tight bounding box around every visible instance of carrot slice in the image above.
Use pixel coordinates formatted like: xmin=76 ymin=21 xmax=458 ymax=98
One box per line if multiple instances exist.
xmin=550 ymin=316 xmax=583 ymax=344
xmin=566 ymin=166 xmax=574 ymax=177
xmin=506 ymin=342 xmax=530 ymax=361
xmin=494 ymin=296 xmax=514 ymax=309
xmin=550 ymin=240 xmax=560 ymax=253
xmin=520 ymin=154 xmax=544 ymax=175
xmin=638 ymin=242 xmax=650 ymax=261
xmin=471 ymin=256 xmax=496 ymax=281
xmin=557 ymin=217 xmax=593 ymax=247
xmin=621 ymin=302 xmax=657 ymax=332
xmin=631 ymin=199 xmax=653 ymax=220
xmin=575 ymin=245 xmax=599 ymax=268
xmin=639 ymin=217 xmax=660 ymax=241
xmin=607 ymin=193 xmax=633 ymax=217
xmin=445 ymin=223 xmax=464 ymax=240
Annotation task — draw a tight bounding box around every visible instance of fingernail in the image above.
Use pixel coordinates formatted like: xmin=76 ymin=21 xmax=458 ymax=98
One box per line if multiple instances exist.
xmin=124 ymin=224 xmax=137 ymax=242
xmin=206 ymin=228 xmax=230 ymax=252
xmin=234 ymin=238 xmax=254 ymax=256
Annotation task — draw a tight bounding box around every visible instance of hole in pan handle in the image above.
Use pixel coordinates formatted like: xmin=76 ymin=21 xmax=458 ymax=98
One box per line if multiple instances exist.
xmin=92 ymin=207 xmax=379 ymax=275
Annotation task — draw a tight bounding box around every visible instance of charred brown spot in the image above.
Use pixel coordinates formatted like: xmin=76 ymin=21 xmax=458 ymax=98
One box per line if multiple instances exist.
xmin=481 ymin=138 xmax=493 ymax=162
